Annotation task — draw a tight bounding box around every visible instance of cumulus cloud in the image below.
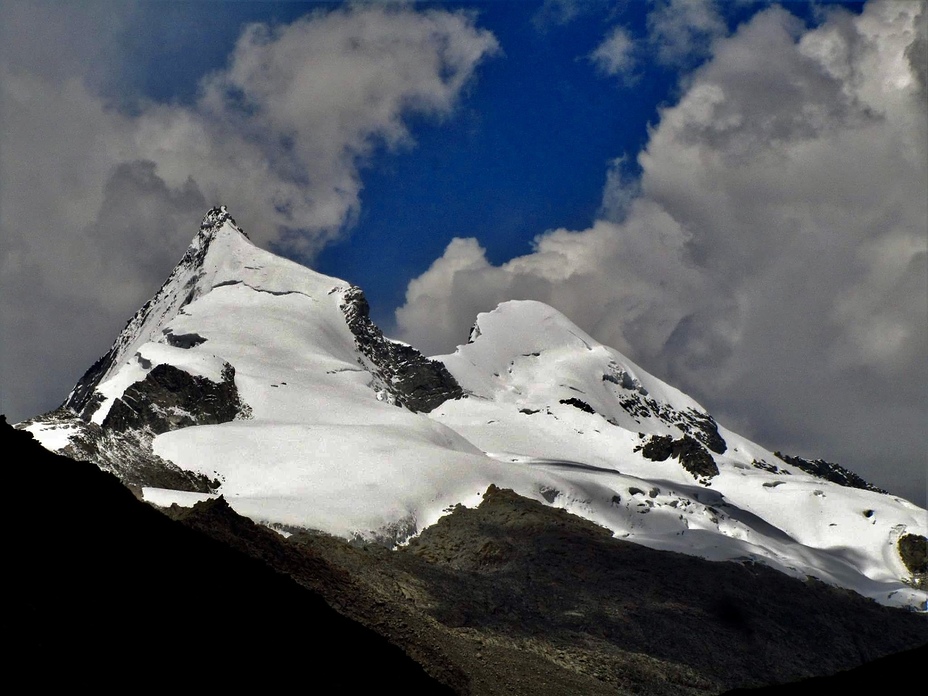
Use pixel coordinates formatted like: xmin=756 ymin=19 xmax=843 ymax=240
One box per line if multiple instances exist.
xmin=397 ymin=1 xmax=927 ymax=503
xmin=648 ymin=0 xmax=726 ymax=66
xmin=0 ymin=3 xmax=497 ymax=421
xmin=599 ymin=156 xmax=642 ymax=221
xmin=591 ymin=25 xmax=637 ymax=80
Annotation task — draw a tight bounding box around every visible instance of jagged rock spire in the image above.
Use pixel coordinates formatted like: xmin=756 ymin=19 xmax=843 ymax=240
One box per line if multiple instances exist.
xmin=199 ymin=205 xmax=248 ymax=239
xmin=65 ymin=207 xmax=248 ymax=414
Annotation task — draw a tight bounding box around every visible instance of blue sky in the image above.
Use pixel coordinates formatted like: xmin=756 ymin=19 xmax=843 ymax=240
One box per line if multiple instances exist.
xmin=317 ymin=1 xmax=663 ymax=317
xmin=1 ymin=1 xmax=925 ymax=505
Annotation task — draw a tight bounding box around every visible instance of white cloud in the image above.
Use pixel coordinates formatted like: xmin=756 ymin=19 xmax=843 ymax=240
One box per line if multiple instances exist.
xmin=647 ymin=0 xmax=726 ymax=66
xmin=397 ymin=1 xmax=927 ymax=503
xmin=591 ymin=25 xmax=636 ymax=79
xmin=599 ymin=156 xmax=641 ymax=221
xmin=0 ymin=3 xmax=498 ymax=421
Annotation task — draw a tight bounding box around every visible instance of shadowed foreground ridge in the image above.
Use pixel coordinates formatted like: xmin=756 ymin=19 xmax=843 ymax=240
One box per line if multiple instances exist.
xmin=9 ymin=409 xmax=926 ymax=693
xmin=5 ymin=415 xmax=452 ymax=692
xmin=172 ymin=484 xmax=927 ymax=693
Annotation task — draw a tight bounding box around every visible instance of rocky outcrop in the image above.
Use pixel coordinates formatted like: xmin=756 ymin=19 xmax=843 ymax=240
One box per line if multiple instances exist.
xmin=559 ymin=397 xmax=596 ymax=414
xmin=64 ymin=206 xmax=243 ymax=415
xmin=340 ymin=286 xmax=462 ymax=412
xmin=19 ymin=408 xmax=215 ymax=492
xmin=617 ymin=393 xmax=727 ymax=455
xmin=637 ymin=434 xmax=720 ymax=480
xmin=774 ymin=451 xmax=886 ymax=493
xmin=24 ymin=357 xmax=250 ymax=492
xmin=103 ymin=362 xmax=248 ymax=434
xmin=898 ymin=533 xmax=927 ymax=588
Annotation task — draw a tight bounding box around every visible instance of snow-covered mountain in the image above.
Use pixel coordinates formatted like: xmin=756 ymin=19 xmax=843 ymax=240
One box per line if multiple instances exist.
xmin=20 ymin=207 xmax=927 ymax=612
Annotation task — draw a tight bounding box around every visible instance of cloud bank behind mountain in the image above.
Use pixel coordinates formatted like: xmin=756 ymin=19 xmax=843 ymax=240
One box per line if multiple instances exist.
xmin=397 ymin=2 xmax=927 ymax=503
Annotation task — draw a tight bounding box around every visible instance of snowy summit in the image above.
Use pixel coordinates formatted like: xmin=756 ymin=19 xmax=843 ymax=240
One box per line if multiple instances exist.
xmin=21 ymin=207 xmax=928 ymax=612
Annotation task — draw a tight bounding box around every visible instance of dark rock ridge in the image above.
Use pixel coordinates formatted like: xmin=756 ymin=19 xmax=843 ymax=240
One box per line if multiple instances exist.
xmin=5 ymin=416 xmax=451 ymax=692
xmin=898 ymin=533 xmax=928 ymax=588
xmin=774 ymin=451 xmax=887 ymax=493
xmin=559 ymin=397 xmax=596 ymax=414
xmin=614 ymin=390 xmax=726 ymax=454
xmin=340 ymin=285 xmax=463 ymax=412
xmin=64 ymin=205 xmax=241 ymax=415
xmin=23 ymin=358 xmax=247 ymax=491
xmin=751 ymin=458 xmax=790 ymax=475
xmin=103 ymin=362 xmax=248 ymax=434
xmin=17 ymin=407 xmax=214 ymax=492
xmin=636 ymin=434 xmax=720 ymax=481
xmin=25 ymin=355 xmax=250 ymax=492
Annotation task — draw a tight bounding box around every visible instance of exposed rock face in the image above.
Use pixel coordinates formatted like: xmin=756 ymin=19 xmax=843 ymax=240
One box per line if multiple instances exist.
xmin=681 ymin=409 xmax=727 ymax=454
xmin=751 ymin=459 xmax=790 ymax=475
xmin=103 ymin=362 xmax=248 ymax=434
xmin=36 ymin=353 xmax=250 ymax=492
xmin=19 ymin=408 xmax=215 ymax=492
xmin=617 ymin=390 xmax=727 ymax=454
xmin=64 ymin=206 xmax=243 ymax=415
xmin=774 ymin=451 xmax=887 ymax=493
xmin=162 ymin=330 xmax=207 ymax=349
xmin=559 ymin=397 xmax=596 ymax=414
xmin=340 ymin=285 xmax=463 ymax=412
xmin=65 ymin=353 xmax=117 ymax=419
xmin=898 ymin=533 xmax=927 ymax=588
xmin=637 ymin=434 xmax=720 ymax=480
xmin=25 ymin=360 xmax=248 ymax=492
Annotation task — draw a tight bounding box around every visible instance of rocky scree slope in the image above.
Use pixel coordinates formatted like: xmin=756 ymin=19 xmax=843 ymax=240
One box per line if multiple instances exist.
xmin=168 ymin=478 xmax=928 ymax=695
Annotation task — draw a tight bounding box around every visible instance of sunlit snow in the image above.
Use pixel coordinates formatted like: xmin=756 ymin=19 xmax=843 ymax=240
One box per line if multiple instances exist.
xmin=28 ymin=211 xmax=927 ymax=611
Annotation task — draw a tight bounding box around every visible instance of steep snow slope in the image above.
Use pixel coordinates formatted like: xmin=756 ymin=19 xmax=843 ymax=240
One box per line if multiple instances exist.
xmin=431 ymin=301 xmax=927 ymax=610
xmin=21 ymin=209 xmax=927 ymax=610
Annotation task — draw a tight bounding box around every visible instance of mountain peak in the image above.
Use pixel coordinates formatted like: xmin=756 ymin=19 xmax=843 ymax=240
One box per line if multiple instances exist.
xmin=465 ymin=300 xmax=601 ymax=355
xmin=198 ymin=205 xmax=248 ymax=241
xmin=182 ymin=205 xmax=250 ymax=275
xmin=63 ymin=206 xmax=258 ymax=414
xmin=26 ymin=206 xmax=927 ymax=614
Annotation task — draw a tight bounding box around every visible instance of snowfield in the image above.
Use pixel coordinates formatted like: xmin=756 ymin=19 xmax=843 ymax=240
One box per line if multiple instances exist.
xmin=23 ymin=208 xmax=928 ymax=611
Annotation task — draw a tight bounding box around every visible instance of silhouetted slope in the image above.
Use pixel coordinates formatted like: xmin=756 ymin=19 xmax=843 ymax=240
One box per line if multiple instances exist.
xmin=718 ymin=643 xmax=928 ymax=694
xmin=5 ymin=415 xmax=452 ymax=692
